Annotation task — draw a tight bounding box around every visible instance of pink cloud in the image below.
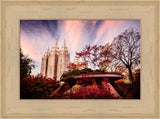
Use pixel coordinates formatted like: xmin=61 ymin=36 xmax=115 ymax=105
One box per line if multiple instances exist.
xmin=20 ymin=28 xmax=54 ymax=62
xmin=90 ymin=20 xmax=97 ymax=33
xmin=94 ymin=20 xmax=125 ymax=44
xmin=63 ymin=21 xmax=84 ymax=52
xmin=57 ymin=20 xmax=89 ymax=54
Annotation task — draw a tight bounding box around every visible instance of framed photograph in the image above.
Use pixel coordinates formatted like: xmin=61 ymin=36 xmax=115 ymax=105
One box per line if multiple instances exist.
xmin=20 ymin=20 xmax=140 ymax=100
xmin=0 ymin=0 xmax=159 ymax=118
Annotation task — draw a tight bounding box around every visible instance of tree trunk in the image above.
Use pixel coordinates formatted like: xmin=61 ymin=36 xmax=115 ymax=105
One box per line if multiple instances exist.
xmin=128 ymin=67 xmax=134 ymax=83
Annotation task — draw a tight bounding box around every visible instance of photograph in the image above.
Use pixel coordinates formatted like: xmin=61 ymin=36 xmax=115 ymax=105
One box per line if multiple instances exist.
xmin=20 ymin=20 xmax=140 ymax=99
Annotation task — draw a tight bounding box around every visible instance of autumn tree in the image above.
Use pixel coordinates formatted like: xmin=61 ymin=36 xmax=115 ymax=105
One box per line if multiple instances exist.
xmin=76 ymin=44 xmax=112 ymax=70
xmin=67 ymin=62 xmax=88 ymax=70
xmin=20 ymin=49 xmax=35 ymax=79
xmin=99 ymin=43 xmax=113 ymax=70
xmin=111 ymin=29 xmax=140 ymax=82
xmin=67 ymin=63 xmax=78 ymax=69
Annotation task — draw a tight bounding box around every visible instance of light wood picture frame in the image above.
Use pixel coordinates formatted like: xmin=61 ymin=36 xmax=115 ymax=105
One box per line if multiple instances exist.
xmin=0 ymin=0 xmax=159 ymax=118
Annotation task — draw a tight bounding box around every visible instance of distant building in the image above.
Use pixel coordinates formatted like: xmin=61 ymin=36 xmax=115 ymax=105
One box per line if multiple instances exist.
xmin=73 ymin=55 xmax=87 ymax=69
xmin=73 ymin=55 xmax=79 ymax=65
xmin=40 ymin=36 xmax=70 ymax=81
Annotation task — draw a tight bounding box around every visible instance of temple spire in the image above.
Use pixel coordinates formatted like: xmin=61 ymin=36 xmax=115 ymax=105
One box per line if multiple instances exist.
xmin=44 ymin=46 xmax=49 ymax=56
xmin=64 ymin=39 xmax=66 ymax=47
xmin=47 ymin=46 xmax=49 ymax=52
xmin=54 ymin=35 xmax=58 ymax=46
xmin=51 ymin=35 xmax=59 ymax=53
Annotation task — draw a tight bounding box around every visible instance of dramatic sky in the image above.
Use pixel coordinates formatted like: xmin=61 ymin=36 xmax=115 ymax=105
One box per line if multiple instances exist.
xmin=20 ymin=20 xmax=140 ymax=75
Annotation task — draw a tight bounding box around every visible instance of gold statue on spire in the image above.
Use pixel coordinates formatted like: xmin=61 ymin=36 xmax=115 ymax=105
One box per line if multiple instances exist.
xmin=56 ymin=35 xmax=58 ymax=40
xmin=55 ymin=35 xmax=58 ymax=46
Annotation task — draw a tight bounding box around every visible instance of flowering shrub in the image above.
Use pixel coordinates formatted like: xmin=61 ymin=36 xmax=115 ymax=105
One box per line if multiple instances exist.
xmin=114 ymin=79 xmax=140 ymax=99
xmin=53 ymin=77 xmax=121 ymax=99
xmin=20 ymin=75 xmax=59 ymax=99
xmin=20 ymin=73 xmax=139 ymax=99
xmin=67 ymin=62 xmax=88 ymax=70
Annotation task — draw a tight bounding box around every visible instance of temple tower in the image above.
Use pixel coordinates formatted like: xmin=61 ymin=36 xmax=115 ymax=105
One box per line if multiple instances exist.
xmin=46 ymin=37 xmax=59 ymax=78
xmin=73 ymin=55 xmax=79 ymax=65
xmin=40 ymin=36 xmax=70 ymax=81
xmin=57 ymin=40 xmax=70 ymax=81
xmin=40 ymin=47 xmax=49 ymax=76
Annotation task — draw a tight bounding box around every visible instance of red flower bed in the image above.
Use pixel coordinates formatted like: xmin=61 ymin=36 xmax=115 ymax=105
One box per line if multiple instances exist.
xmin=20 ymin=75 xmax=59 ymax=99
xmin=51 ymin=77 xmax=121 ymax=99
xmin=20 ymin=74 xmax=139 ymax=99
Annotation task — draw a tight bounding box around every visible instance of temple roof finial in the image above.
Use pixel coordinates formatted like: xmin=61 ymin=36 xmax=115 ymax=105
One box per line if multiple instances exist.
xmin=55 ymin=35 xmax=58 ymax=46
xmin=64 ymin=39 xmax=66 ymax=47
xmin=56 ymin=35 xmax=58 ymax=40
xmin=47 ymin=46 xmax=49 ymax=51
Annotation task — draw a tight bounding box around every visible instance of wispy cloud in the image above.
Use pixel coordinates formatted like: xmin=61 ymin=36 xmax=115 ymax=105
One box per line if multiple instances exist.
xmin=20 ymin=21 xmax=54 ymax=62
xmin=94 ymin=20 xmax=125 ymax=44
